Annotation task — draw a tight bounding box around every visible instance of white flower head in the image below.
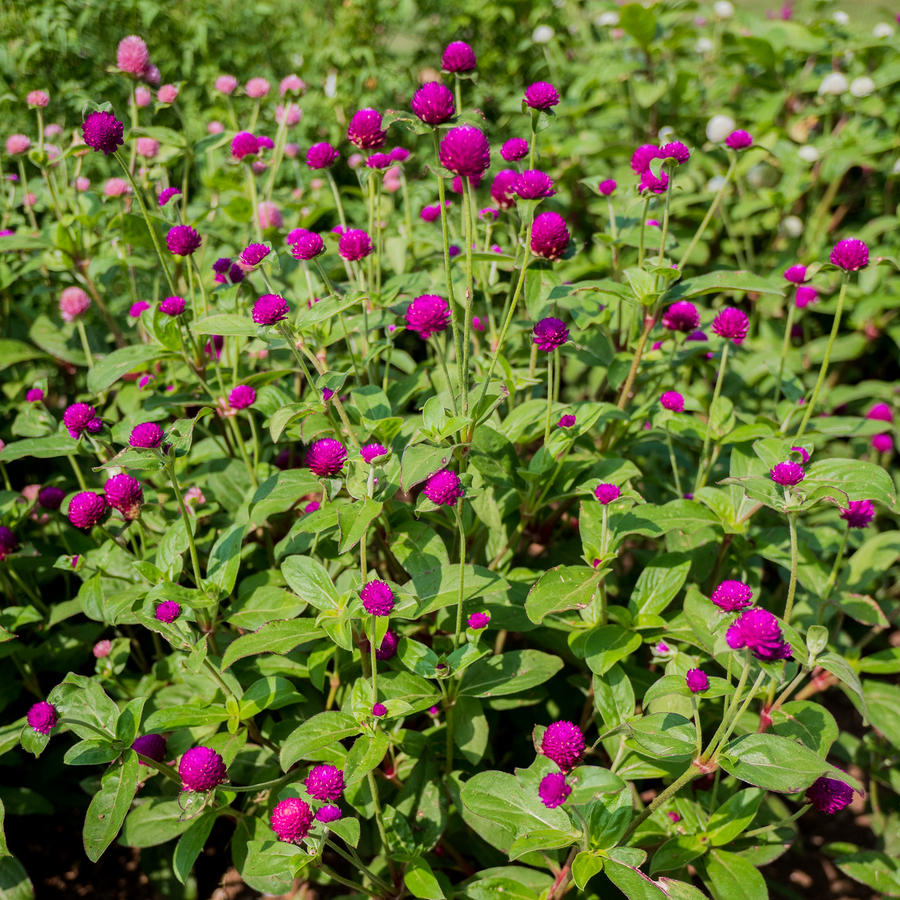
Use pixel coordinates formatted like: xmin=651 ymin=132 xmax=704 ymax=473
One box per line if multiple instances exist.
xmin=832 ymin=11 xmax=850 ymax=25
xmin=818 ymin=72 xmax=848 ymax=95
xmin=596 ymin=11 xmax=620 ymax=26
xmin=533 ymin=25 xmax=555 ymax=44
xmin=714 ymin=1 xmax=735 ymax=17
xmin=324 ymin=72 xmax=337 ymax=99
xmin=893 ymin=159 xmax=900 ymax=176
xmin=873 ymin=22 xmax=895 ymax=39
xmin=658 ymin=125 xmax=675 ymax=142
xmin=798 ymin=145 xmax=819 ymax=163
xmin=695 ymin=37 xmax=715 ymax=54
xmin=850 ymin=76 xmax=876 ymax=98
xmin=781 ymin=216 xmax=803 ymax=237
xmin=706 ymin=114 xmax=736 ymax=143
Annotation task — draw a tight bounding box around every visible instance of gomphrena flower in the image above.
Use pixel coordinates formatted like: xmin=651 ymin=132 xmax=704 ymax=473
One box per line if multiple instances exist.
xmin=389 ymin=147 xmax=409 ymax=163
xmin=280 ymin=74 xmax=306 ymax=95
xmin=515 ymin=170 xmax=556 ymax=199
xmin=25 ymin=388 xmax=43 ymax=403
xmin=245 ymin=77 xmax=270 ymax=98
xmin=229 ymin=385 xmax=256 ymax=410
xmin=232 ymin=132 xmax=260 ymax=161
xmin=159 ymin=187 xmax=181 ymax=207
xmin=132 ymin=734 xmax=167 ymax=764
xmin=411 ymin=82 xmax=455 ymax=125
xmin=257 ymin=202 xmax=283 ymax=230
xmin=711 ymin=579 xmax=753 ymax=612
xmin=533 ymin=317 xmax=569 ymax=352
xmin=640 ymin=170 xmax=669 ymax=194
xmin=784 ymin=265 xmax=809 ymax=285
xmin=441 ymin=41 xmax=477 ymax=73
xmin=347 ymin=108 xmax=387 ymax=149
xmin=360 ymin=443 xmax=388 ymax=464
xmin=6 ymin=135 xmax=30 ymax=155
xmin=366 ymin=153 xmax=392 ymax=170
xmin=239 ymin=243 xmax=271 ymax=270
xmin=376 ymin=630 xmax=399 ymax=661
xmin=867 ymin=402 xmax=892 ymax=422
xmin=59 ymin=286 xmax=91 ymax=323
xmin=406 ymin=294 xmax=451 ymax=339
xmin=315 ymin=806 xmax=342 ymax=824
xmin=791 ymin=446 xmax=810 ymax=464
xmin=524 ymin=81 xmax=560 ymax=109
xmin=304 ymin=764 xmax=345 ymax=801
xmin=104 ymin=474 xmax=144 ymax=521
xmin=252 ymin=294 xmax=289 ymax=326
xmin=662 ymin=301 xmax=700 ymax=333
xmin=27 ymin=701 xmax=58 ymax=735
xmin=306 ymin=142 xmax=339 ymax=169
xmin=725 ymin=130 xmax=753 ymax=150
xmin=538 ymin=772 xmax=571 ymax=809
xmin=0 ymin=527 xmax=18 ymax=561
xmin=467 ymin=612 xmax=490 ymax=630
xmin=136 ymin=137 xmax=159 ymax=159
xmin=530 ymin=211 xmax=570 ymax=260
xmin=711 ymin=307 xmax=749 ymax=342
xmin=598 ymin=179 xmax=617 ymax=196
xmin=830 ymin=238 xmax=869 ymax=271
xmin=166 ymin=225 xmax=202 ymax=257
xmin=271 ymin=797 xmax=314 ymax=843
xmin=491 ymin=170 xmax=519 ymax=210
xmin=179 ymin=747 xmax=227 ymax=792
xmin=686 ymin=669 xmax=709 ymax=693
xmin=82 ymin=111 xmax=124 ymax=155
xmin=805 ymin=776 xmax=854 ymax=814
xmin=594 ymin=483 xmax=621 ymax=505
xmin=541 ymin=720 xmax=584 ymax=771
xmin=38 ymin=486 xmax=65 ymax=510
xmin=160 ymin=295 xmax=185 ymax=316
xmin=361 ymin=579 xmax=395 ymax=616
xmin=64 ymin=402 xmax=98 ymax=439
xmin=215 ymin=74 xmax=237 ymax=94
xmin=660 ymin=391 xmax=684 ymax=412
xmin=558 ymin=415 xmax=576 ymax=428
xmin=631 ymin=144 xmax=660 ymax=175
xmin=287 ymin=229 xmax=325 ymax=262
xmin=155 ymin=601 xmax=180 ymax=623
xmin=93 ymin=640 xmax=112 ymax=658
xmin=105 ymin=177 xmax=131 ymax=198
xmin=439 ymin=126 xmax=491 ymax=177
xmin=129 ymin=301 xmax=150 ymax=318
xmin=68 ymin=492 xmax=106 ymax=529
xmin=257 ymin=136 xmax=275 ymax=151
xmin=840 ymin=500 xmax=875 ymax=529
xmin=501 ymin=138 xmax=529 ymax=161
xmin=307 ymin=439 xmax=347 ymax=477
xmin=338 ymin=229 xmax=373 ymax=261
xmin=873 ymin=433 xmax=893 ymax=453
xmin=423 ymin=469 xmax=464 ymax=506
xmin=659 ymin=141 xmax=690 ymax=164
xmin=770 ymin=461 xmax=805 ymax=486
xmin=117 ymin=36 xmax=150 ymax=75
xmin=795 ymin=286 xmax=818 ymax=308
xmin=130 ymin=422 xmax=164 ymax=449
xmin=373 ymin=703 xmax=388 ymax=718
xmin=726 ymin=608 xmax=792 ymax=662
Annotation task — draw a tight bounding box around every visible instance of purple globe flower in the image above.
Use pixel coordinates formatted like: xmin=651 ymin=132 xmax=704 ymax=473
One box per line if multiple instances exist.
xmin=663 ymin=301 xmax=700 ymax=333
xmin=159 ymin=187 xmax=181 ymax=207
xmin=232 ymin=132 xmax=260 ymax=160
xmin=659 ymin=141 xmax=690 ymax=164
xmin=288 ymin=229 xmax=325 ymax=260
xmin=68 ymin=492 xmax=107 ymax=528
xmin=82 ymin=111 xmax=124 ymax=155
xmin=711 ymin=579 xmax=753 ymax=612
xmin=411 ymin=82 xmax=455 ymax=125
xmin=27 ymin=701 xmax=58 ymax=735
xmin=315 ymin=805 xmax=343 ymax=824
xmin=541 ymin=720 xmax=584 ymax=772
xmin=873 ymin=433 xmax=893 ymax=453
xmin=179 ymin=747 xmax=227 ymax=791
xmin=306 ymin=142 xmax=339 ymax=169
xmin=406 ymin=294 xmax=451 ymax=339
xmin=307 ymin=439 xmax=347 ymax=476
xmin=490 ymin=170 xmax=519 ymax=210
xmin=130 ymin=301 xmax=150 ymax=318
xmin=423 ymin=470 xmax=464 ymax=506
xmin=594 ymin=483 xmax=621 ymax=505
xmin=501 ymin=138 xmax=529 ymax=161
xmin=25 ymin=388 xmax=44 ymax=403
xmin=133 ymin=734 xmax=167 ymax=764
xmin=711 ymin=307 xmax=749 ymax=342
xmin=361 ymin=579 xmax=395 ymax=616
xmin=539 ymin=772 xmax=571 ymax=809
xmin=376 ymin=630 xmax=399 ymax=661
xmin=104 ymin=474 xmax=144 ymax=521
xmin=439 ymin=126 xmax=491 ymax=178
xmin=360 ymin=443 xmax=388 ymax=464
xmin=533 ymin=317 xmax=569 ymax=352
xmin=795 ymin=286 xmax=818 ymax=308
xmin=420 ymin=204 xmax=444 ymax=222
xmin=366 ymin=153 xmax=392 ymax=170
xmin=558 ymin=415 xmax=577 ymax=428
xmin=530 ymin=211 xmax=570 ymax=260
xmin=252 ymin=294 xmax=289 ymax=326
xmin=805 ymin=776 xmax=854 ymax=814
xmin=160 ymin=295 xmax=185 ymax=316
xmin=524 ymin=82 xmax=560 ymax=109
xmin=304 ymin=764 xmax=345 ymax=801
xmin=867 ymin=403 xmax=893 ymax=422
xmin=771 ymin=461 xmax=805 ymax=486
xmin=598 ymin=179 xmax=617 ymax=196
xmin=130 ymin=422 xmax=164 ymax=449
xmin=338 ymin=229 xmax=373 ymax=261
xmin=166 ymin=225 xmax=202 ymax=257
xmin=830 ymin=238 xmax=868 ymax=271
xmin=0 ymin=527 xmax=17 ymax=562
xmin=390 ymin=147 xmax=410 ymax=163
xmin=784 ymin=264 xmax=808 ymax=284
xmin=515 ymin=170 xmax=556 ymax=199
xmin=155 ymin=600 xmax=181 ymax=623
xmin=660 ymin=391 xmax=684 ymax=412
xmin=467 ymin=612 xmax=490 ymax=630
xmin=271 ymin=797 xmax=314 ymax=843
xmin=441 ymin=41 xmax=477 ymax=73
xmin=239 ymin=243 xmax=271 ymax=269
xmin=840 ymin=500 xmax=875 ymax=529
xmin=347 ymin=109 xmax=387 ymax=149
xmin=372 ymin=702 xmax=388 ymax=718
xmin=726 ymin=608 xmax=792 ymax=662
xmin=686 ymin=669 xmax=709 ymax=694
xmin=229 ymin=385 xmax=256 ymax=410
xmin=726 ymin=130 xmax=753 ymax=150
xmin=63 ymin=402 xmax=98 ymax=439
xmin=632 ymin=145 xmax=662 ymax=175
xmin=38 ymin=486 xmax=65 ymax=510
xmin=640 ymin=170 xmax=669 ymax=194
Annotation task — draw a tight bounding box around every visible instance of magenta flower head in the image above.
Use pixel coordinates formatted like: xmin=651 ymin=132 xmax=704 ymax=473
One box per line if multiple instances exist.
xmin=771 ymin=461 xmax=805 ymax=486
xmin=130 ymin=422 xmax=164 ymax=449
xmin=515 ymin=170 xmax=556 ymax=199
xmin=711 ymin=307 xmax=749 ymax=342
xmin=376 ymin=630 xmax=399 ymax=661
xmin=439 ymin=126 xmax=491 ymax=177
xmin=104 ymin=474 xmax=144 ymax=521
xmin=867 ymin=402 xmax=892 ymax=422
xmin=132 ymin=734 xmax=167 ymax=764
xmin=424 ymin=469 xmax=464 ymax=506
xmin=304 ymin=764 xmax=345 ymax=801
xmin=307 ymin=438 xmax=347 ymax=477
xmin=530 ymin=211 xmax=570 ymax=260
xmin=166 ymin=225 xmax=201 ymax=257
xmin=525 ymin=81 xmax=560 ymax=109
xmin=0 ymin=527 xmax=18 ymax=562
xmin=598 ymin=179 xmax=617 ymax=196
xmin=784 ymin=264 xmax=808 ymax=284
xmin=501 ymin=138 xmax=529 ymax=161
xmin=63 ymin=402 xmax=98 ymax=439
xmin=68 ymin=491 xmax=107 ymax=528
xmin=411 ymin=82 xmax=455 ymax=125
xmin=155 ymin=600 xmax=180 ymax=623
xmin=129 ymin=301 xmax=150 ymax=319
xmin=631 ymin=144 xmax=660 ymax=175
xmin=306 ymin=142 xmax=339 ymax=169
xmin=659 ymin=141 xmax=690 ymax=164
xmin=372 ymin=702 xmax=388 ymax=718
xmin=726 ymin=608 xmax=792 ymax=662
xmin=271 ymin=797 xmax=314 ymax=843
xmin=287 ymin=229 xmax=325 ymax=261
xmin=441 ymin=41 xmax=477 ymax=73
xmin=252 ymin=294 xmax=289 ymax=326
xmin=315 ymin=805 xmax=342 ymax=824
xmin=160 ymin=295 xmax=185 ymax=316
xmin=232 ymin=132 xmax=260 ymax=161
xmin=791 ymin=446 xmax=810 ymax=464
xmin=711 ymin=579 xmax=753 ymax=612
xmin=539 ymin=772 xmax=571 ymax=809
xmin=830 ymin=238 xmax=868 ymax=271
xmin=725 ymin=129 xmax=753 ymax=150
xmin=361 ymin=579 xmax=395 ymax=616
xmin=420 ymin=204 xmax=442 ymax=222
xmin=38 ymin=486 xmax=65 ymax=510
xmin=541 ymin=720 xmax=584 ymax=771
xmin=558 ymin=415 xmax=576 ymax=428
xmin=389 ymin=147 xmax=409 ymax=163
xmin=159 ymin=187 xmax=181 ymax=208
xmin=82 ymin=111 xmax=124 ymax=155
xmin=840 ymin=499 xmax=875 ymax=529
xmin=117 ymin=35 xmax=149 ymax=75
xmin=683 ymin=669 xmax=708 ymax=695
xmin=229 ymin=385 xmax=256 ymax=410
xmin=660 ymin=391 xmax=684 ymax=412
xmin=239 ymin=243 xmax=271 ymax=270
xmin=594 ymin=483 xmax=621 ymax=505
xmin=245 ymin=77 xmax=270 ymax=98
xmin=93 ymin=640 xmax=112 ymax=658
xmin=179 ymin=747 xmax=227 ymax=791
xmin=59 ymin=286 xmax=91 ymax=323
xmin=27 ymin=701 xmax=58 ymax=735
xmin=795 ymin=286 xmax=818 ymax=308
xmin=360 ymin=443 xmax=388 ymax=464
xmin=662 ymin=301 xmax=700 ymax=333
xmin=215 ymin=74 xmax=237 ymax=94
xmin=491 ymin=170 xmax=519 ymax=210
xmin=406 ymin=294 xmax=451 ymax=339
xmin=805 ymin=776 xmax=854 ymax=814
xmin=873 ymin=433 xmax=893 ymax=453
xmin=533 ymin=317 xmax=569 ymax=352
xmin=338 ymin=229 xmax=373 ymax=261
xmin=640 ymin=169 xmax=669 ymax=194
xmin=467 ymin=612 xmax=490 ymax=630
xmin=366 ymin=153 xmax=392 ymax=170
xmin=347 ymin=108 xmax=387 ymax=149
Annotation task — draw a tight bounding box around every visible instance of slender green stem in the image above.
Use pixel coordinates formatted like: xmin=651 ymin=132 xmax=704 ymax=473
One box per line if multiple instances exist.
xmin=691 ymin=696 xmax=703 ymax=757
xmin=543 ymin=350 xmax=553 ymax=447
xmin=369 ymin=615 xmax=378 ymax=708
xmin=317 ymin=864 xmax=381 ymax=899
xmin=228 ymin=415 xmax=258 ymax=490
xmin=322 ymin=839 xmax=390 ymax=893
xmin=694 ymin=342 xmax=730 ymax=492
xmin=715 ymin=670 xmax=767 ymax=751
xmin=701 ymin=652 xmax=751 ymax=763
xmin=616 ymin=313 xmax=655 ymax=412
xmin=76 ymin=320 xmax=94 ymax=368
xmin=773 ymin=301 xmax=796 ymax=410
xmin=452 ymin=504 xmax=466 ymax=650
xmin=665 ymin=421 xmax=683 ymax=497
xmin=326 ymin=169 xmax=348 ymax=230
xmin=168 ymin=468 xmax=204 ymax=592
xmin=607 ymin=195 xmax=619 ymax=275
xmin=431 ymin=336 xmax=458 ymax=416
xmin=822 ymin=524 xmax=849 ymax=608
xmin=744 ymin=805 xmax=811 ymax=839
xmin=618 ymin=765 xmax=699 ymax=845
xmin=202 ymin=657 xmax=239 ymax=703
xmin=678 ymin=154 xmax=737 ymax=271
xmin=461 ymin=176 xmax=477 ymax=417
xmin=784 ymin=512 xmax=800 ymax=625
xmin=365 ymin=770 xmax=397 ymax=881
xmin=68 ymin=455 xmax=88 ymax=490
xmin=656 ymin=167 xmax=674 ymax=269
xmin=245 ymin=165 xmax=263 ymax=241
xmin=637 ymin=196 xmax=650 ymax=267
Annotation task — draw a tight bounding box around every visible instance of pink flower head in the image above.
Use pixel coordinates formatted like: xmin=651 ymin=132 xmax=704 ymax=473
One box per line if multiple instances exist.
xmin=867 ymin=403 xmax=892 ymax=422
xmin=130 ymin=301 xmax=150 ymax=319
xmin=257 ymin=201 xmax=283 ymax=231
xmin=805 ymin=776 xmax=853 ymax=814
xmin=245 ymin=77 xmax=270 ymax=98
xmin=160 ymin=295 xmax=185 ymax=316
xmin=82 ymin=111 xmax=125 ymax=155
xmin=129 ymin=422 xmax=164 ymax=449
xmin=0 ymin=527 xmax=18 ymax=561
xmin=25 ymin=388 xmax=44 ymax=403
xmin=59 ymin=286 xmax=91 ymax=323
xmin=307 ymin=438 xmax=347 ymax=476
xmin=770 ymin=461 xmax=804 ymax=486
xmin=347 ymin=108 xmax=387 ymax=149
xmin=284 ymin=143 xmax=299 ymax=159
xmin=366 ymin=153 xmax=392 ymax=170
xmin=423 ymin=469 xmax=463 ymax=505
xmin=68 ymin=491 xmax=107 ymax=528
xmin=830 ymin=238 xmax=868 ymax=271
xmin=288 ymin=229 xmax=325 ymax=260
xmin=134 ymin=86 xmax=151 ymax=107
xmin=533 ymin=317 xmax=569 ymax=352
xmin=247 ymin=293 xmax=289 ymax=327
xmin=232 ymin=132 xmax=262 ymax=163
xmin=303 ymin=500 xmax=320 ymax=513
xmin=726 ymin=130 xmax=753 ymax=150
xmin=104 ymin=473 xmax=144 ymax=521
xmin=389 ymin=147 xmax=409 ymax=163
xmin=166 ymin=225 xmax=201 ymax=256
xmin=872 ymin=433 xmax=893 ymax=453
xmin=304 ymin=764 xmax=345 ymax=801
xmin=179 ymin=747 xmax=227 ymax=791
xmin=441 ymin=41 xmax=477 ymax=73
xmin=338 ymin=229 xmax=373 ymax=261
xmin=594 ymin=483 xmax=621 ymax=505
xmin=411 ymin=82 xmax=455 ymax=125
xmin=215 ymin=75 xmax=237 ymax=94
xmin=141 ymin=64 xmax=160 ymax=86
xmin=501 ymin=138 xmax=529 ymax=161
xmin=515 ymin=170 xmax=556 ymax=199
xmin=27 ymin=701 xmax=58 ymax=735
xmin=132 ymin=734 xmax=166 ymax=764
xmin=93 ymin=640 xmax=112 ymax=658
xmin=376 ymin=630 xmax=399 ymax=661
xmin=659 ymin=141 xmax=690 ymax=164
xmin=439 ymin=126 xmax=491 ymax=177
xmin=104 ymin=177 xmax=130 ymax=198
xmin=229 ymin=385 xmax=256 ymax=410
xmin=360 ymin=443 xmax=388 ymax=464
xmin=136 ymin=137 xmax=159 ymax=158
xmin=271 ymin=797 xmax=313 ymax=843
xmin=117 ymin=36 xmax=150 ymax=75
xmin=315 ymin=805 xmax=342 ymax=824
xmin=75 ymin=176 xmax=91 ymax=192
xmin=791 ymin=446 xmax=810 ymax=464
xmin=420 ymin=204 xmax=443 ymax=222
xmin=784 ymin=265 xmax=808 ymax=285
xmin=530 ymin=211 xmax=570 ymax=261
xmin=306 ymin=142 xmax=339 ymax=169
xmin=840 ymin=499 xmax=875 ymax=529
xmin=63 ymin=402 xmax=97 ymax=438
xmin=157 ymin=84 xmax=178 ymax=104
xmin=491 ymin=170 xmax=519 ymax=210
xmin=155 ymin=600 xmax=180 ymax=623
xmin=406 ymin=294 xmax=451 ymax=339
xmin=361 ymin=579 xmax=395 ymax=616
xmin=276 ymin=103 xmax=302 ymax=127
xmin=711 ymin=307 xmax=749 ymax=342
xmin=6 ymin=135 xmax=31 ymax=155
xmin=473 ymin=315 xmax=487 ymax=330
xmin=726 ymin=608 xmax=792 ymax=662
xmin=467 ymin=612 xmax=490 ymax=629
xmin=640 ymin=169 xmax=669 ymax=194
xmin=372 ymin=702 xmax=388 ymax=718
xmin=686 ymin=669 xmax=709 ymax=693
xmin=558 ymin=415 xmax=576 ymax=428
xmin=280 ymin=74 xmax=306 ymax=95
xmin=524 ymin=82 xmax=560 ymax=109
xmin=660 ymin=391 xmax=684 ymax=412
xmin=598 ymin=179 xmax=617 ymax=196
xmin=795 ymin=286 xmax=818 ymax=308
xmin=540 ymin=720 xmax=584 ymax=771
xmin=631 ymin=144 xmax=661 ymax=175
xmin=239 ymin=243 xmax=271 ymax=270
xmin=159 ymin=186 xmax=181 ymax=207
xmin=538 ymin=772 xmax=571 ymax=809
xmin=27 ymin=90 xmax=49 ymax=108
xmin=711 ymin=579 xmax=753 ymax=612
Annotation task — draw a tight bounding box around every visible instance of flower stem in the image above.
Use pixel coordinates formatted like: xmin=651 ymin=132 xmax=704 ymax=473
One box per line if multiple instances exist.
xmin=245 ymin=165 xmax=262 ymax=242
xmin=452 ymin=503 xmax=467 ymax=651
xmin=773 ymin=301 xmax=796 ymax=410
xmin=431 ymin=335 xmax=459 ymax=417
xmin=618 ymin=765 xmax=699 ymax=845
xmin=784 ymin=512 xmax=799 ymax=625
xmin=369 ymin=615 xmax=378 ymax=708
xmin=678 ymin=153 xmax=737 ymax=271
xmin=744 ymin=805 xmax=811 ymax=839
xmin=168 ymin=467 xmax=204 ymax=592
xmin=701 ymin=651 xmax=751 ymax=764
xmin=365 ymin=770 xmax=397 ymax=881
xmin=665 ymin=421 xmax=683 ymax=497
xmin=637 ymin=196 xmax=650 ymax=267
xmin=543 ymin=350 xmax=554 ymax=448
xmin=694 ymin=342 xmax=730 ymax=492
xmin=616 ymin=313 xmax=655 ymax=411
xmin=76 ymin=320 xmax=94 ymax=368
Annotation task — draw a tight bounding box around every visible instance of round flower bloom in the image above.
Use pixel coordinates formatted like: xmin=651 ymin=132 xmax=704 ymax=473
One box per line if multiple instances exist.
xmin=38 ymin=486 xmax=65 ymax=510
xmin=130 ymin=301 xmax=150 ymax=318
xmin=660 ymin=391 xmax=684 ymax=412
xmin=215 ymin=74 xmax=238 ymax=94
xmin=275 ymin=102 xmax=302 ymax=127
xmin=524 ymin=82 xmax=560 ymax=109
xmin=873 ymin=433 xmax=893 ymax=453
xmin=75 ymin=177 xmax=91 ymax=192
xmin=805 ymin=775 xmax=853 ymax=814
xmin=82 ymin=111 xmax=124 ymax=155
xmin=538 ymin=772 xmax=571 ymax=809
xmin=441 ymin=41 xmax=477 ymax=72
xmin=280 ymin=74 xmax=306 ymax=95
xmin=784 ymin=265 xmax=808 ymax=284
xmin=366 ymin=153 xmax=392 ymax=170
xmin=558 ymin=415 xmax=577 ymax=428
xmin=179 ymin=747 xmax=227 ymax=791
xmin=304 ymin=501 xmax=320 ymax=513
xmin=686 ymin=669 xmax=709 ymax=693
xmin=68 ymin=491 xmax=107 ymax=529
xmin=130 ymin=422 xmax=164 ymax=449
xmin=711 ymin=579 xmax=753 ymax=612
xmin=795 ymin=286 xmax=818 ymax=308
xmin=271 ymin=797 xmax=314 ymax=843
xmin=631 ymin=144 xmax=660 ymax=175
xmin=840 ymin=499 xmax=875 ymax=529
xmin=117 ymin=36 xmax=150 ymax=75
xmin=0 ymin=527 xmax=18 ymax=561
xmin=142 ymin=64 xmax=160 ymax=86
xmin=63 ymin=402 xmax=98 ymax=439
xmin=232 ymin=132 xmax=260 ymax=161
xmin=306 ymin=142 xmax=339 ymax=169
xmin=132 ymin=734 xmax=167 ymax=764
xmin=257 ymin=202 xmax=283 ymax=231
xmin=360 ymin=443 xmax=388 ymax=464
xmin=104 ymin=474 xmax=144 ymax=521
xmin=725 ymin=130 xmax=753 ymax=150
xmin=726 ymin=608 xmax=792 ymax=662
xmin=239 ymin=243 xmax=271 ymax=270
xmin=372 ymin=702 xmax=388 ymax=718
xmin=155 ymin=600 xmax=180 ymax=624
xmin=640 ymin=170 xmax=669 ymax=194
xmin=347 ymin=108 xmax=387 ymax=149
xmin=406 ymin=294 xmax=451 ymax=339
xmin=530 ymin=211 xmax=570 ymax=260
xmin=284 ymin=143 xmax=299 ymax=159
xmin=662 ymin=301 xmax=701 ymax=334
xmin=160 ymin=295 xmax=185 ymax=316
xmin=304 ymin=764 xmax=345 ymax=801
xmin=6 ymin=135 xmax=31 ymax=155
xmin=420 ymin=204 xmax=445 ymax=223
xmin=27 ymin=702 xmax=58 ymax=735
xmin=423 ymin=469 xmax=464 ymax=506
xmin=307 ymin=439 xmax=347 ymax=477
xmin=361 ymin=579 xmax=395 ymax=616
xmin=93 ymin=640 xmax=112 ymax=658
xmin=159 ymin=187 xmax=181 ymax=207
xmin=711 ymin=307 xmax=749 ymax=342
xmin=490 ymin=170 xmax=519 ymax=210
xmin=771 ymin=461 xmax=805 ymax=486
xmin=598 ymin=179 xmax=617 ymax=196
xmin=515 ymin=170 xmax=556 ymax=200
xmin=59 ymin=286 xmax=91 ymax=323
xmin=594 ymin=483 xmax=621 ymax=505
xmin=501 ymin=138 xmax=529 ymax=161
xmin=659 ymin=141 xmax=690 ymax=164
xmin=376 ymin=630 xmax=399 ymax=661
xmin=819 ymin=72 xmax=848 ymax=96
xmin=136 ymin=137 xmax=159 ymax=159
xmin=166 ymin=225 xmax=201 ymax=257
xmin=439 ymin=126 xmax=491 ymax=177
xmin=867 ymin=403 xmax=892 ymax=422
xmin=533 ymin=317 xmax=569 ymax=352
xmin=830 ymin=238 xmax=869 ymax=271
xmin=467 ymin=612 xmax=490 ymax=630
xmin=338 ymin=229 xmax=373 ymax=261
xmin=229 ymin=385 xmax=256 ymax=410
xmin=411 ymin=82 xmax=455 ymax=125
xmin=26 ymin=90 xmax=49 ymax=108
xmin=104 ymin=177 xmax=130 ymax=198
xmin=252 ymin=294 xmax=289 ymax=326
xmin=540 ymin=720 xmax=584 ymax=771
xmin=25 ymin=388 xmax=43 ymax=403
xmin=245 ymin=77 xmax=270 ymax=98
xmin=315 ymin=805 xmax=342 ymax=824
xmin=389 ymin=147 xmax=409 ymax=164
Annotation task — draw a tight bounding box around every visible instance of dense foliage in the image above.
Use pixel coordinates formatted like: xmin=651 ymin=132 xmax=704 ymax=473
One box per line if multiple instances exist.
xmin=1 ymin=2 xmax=900 ymax=899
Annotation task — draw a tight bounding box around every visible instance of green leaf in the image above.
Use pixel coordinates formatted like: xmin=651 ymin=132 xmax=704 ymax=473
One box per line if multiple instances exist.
xmin=238 ymin=677 xmax=303 ymax=719
xmin=834 ymin=851 xmax=900 ymax=895
xmin=667 ymin=270 xmax=784 ymax=301
xmin=568 ymin=766 xmax=627 ymax=804
xmin=619 ymin=4 xmax=657 ymax=49
xmin=460 ymin=771 xmax=573 ymax=837
xmin=584 ymin=626 xmax=642 ymax=676
xmin=525 ymin=565 xmax=601 ymax=624
xmin=572 ymin=851 xmax=605 ymax=890
xmin=0 ymin=799 xmax=7 ymax=857
xmin=296 ymin=292 xmax=365 ymax=329
xmin=268 ymin=402 xmax=321 ymax=443
xmin=143 ymin=704 xmax=230 ymax=732
xmin=590 ymin=788 xmax=634 ymax=850
xmin=122 ymin=798 xmax=193 ymax=847
xmin=0 ymin=855 xmax=34 ymax=900
xmin=83 ymin=751 xmax=141 ymax=862
xmin=459 ymin=650 xmax=564 ymax=697
xmin=327 ymin=816 xmax=360 ymax=847
xmin=705 ymin=788 xmax=764 ymax=846
xmin=604 ymin=858 xmax=668 ymax=899
xmin=338 ymin=500 xmax=383 ymax=553
xmin=173 ymin=812 xmax=216 ymax=884
xmin=344 ymin=732 xmax=389 ymax=786
xmin=816 ymin=652 xmax=869 ymax=724
xmin=649 ymin=835 xmax=708 ymax=875
xmin=87 ymin=344 xmax=165 ymax=393
xmin=628 ymin=715 xmax=696 ymax=761
xmin=281 ymin=556 xmax=341 ymax=611
xmin=403 ymin=857 xmax=447 ymax=900
xmin=0 ymin=435 xmax=78 ymax=462
xmin=628 ymin=552 xmax=692 ymax=616
xmin=221 ymin=619 xmax=324 ymax=669
xmin=115 ymin=697 xmax=146 ymax=746
xmin=453 ymin=696 xmax=489 ymax=764
xmin=190 ymin=314 xmax=259 ymax=336
xmin=616 ymin=502 xmax=719 ymax=540
xmin=280 ymin=711 xmax=361 ymax=768
xmin=206 ymin=524 xmax=244 ymax=597
xmin=770 ymin=700 xmax=838 ymax=757
xmin=413 ymin=565 xmax=508 ymax=616
xmin=401 ymin=444 xmax=456 ymax=492
xmin=697 ymin=849 xmax=768 ymax=900
xmin=802 ymin=458 xmax=896 ymax=508
xmin=862 ymin=681 xmax=900 ymax=752
xmin=509 ymin=829 xmax=579 ymax=860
